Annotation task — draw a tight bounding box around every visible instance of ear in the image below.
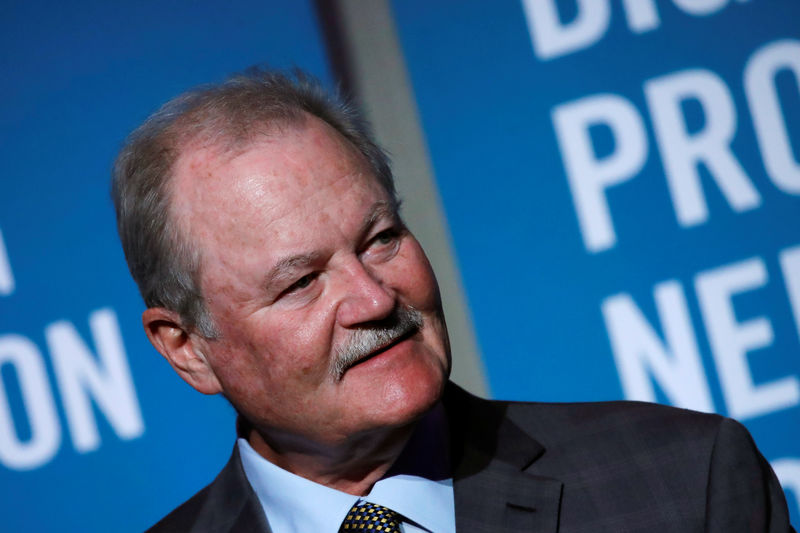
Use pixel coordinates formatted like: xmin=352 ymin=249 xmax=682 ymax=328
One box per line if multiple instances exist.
xmin=142 ymin=307 xmax=223 ymax=395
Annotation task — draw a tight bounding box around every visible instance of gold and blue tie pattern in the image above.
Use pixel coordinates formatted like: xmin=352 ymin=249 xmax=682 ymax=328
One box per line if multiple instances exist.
xmin=339 ymin=501 xmax=401 ymax=532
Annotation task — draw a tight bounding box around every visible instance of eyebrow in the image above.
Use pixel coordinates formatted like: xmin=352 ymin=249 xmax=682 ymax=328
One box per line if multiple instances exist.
xmin=264 ymin=252 xmax=322 ymax=289
xmin=358 ymin=201 xmax=399 ymax=241
xmin=262 ymin=201 xmax=399 ymax=290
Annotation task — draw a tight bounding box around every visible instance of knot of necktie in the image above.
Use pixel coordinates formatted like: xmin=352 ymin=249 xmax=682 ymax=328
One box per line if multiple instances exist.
xmin=339 ymin=500 xmax=402 ymax=532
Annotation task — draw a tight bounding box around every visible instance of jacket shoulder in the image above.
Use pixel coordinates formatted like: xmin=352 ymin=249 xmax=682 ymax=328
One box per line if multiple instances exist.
xmin=445 ymin=382 xmax=726 ymax=450
xmin=493 ymin=397 xmax=793 ymax=531
xmin=508 ymin=398 xmax=725 ymax=440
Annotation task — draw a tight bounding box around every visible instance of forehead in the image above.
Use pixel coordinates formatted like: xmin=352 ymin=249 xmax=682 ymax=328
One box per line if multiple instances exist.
xmin=168 ymin=116 xmax=389 ymax=262
xmin=172 ymin=116 xmax=366 ymax=196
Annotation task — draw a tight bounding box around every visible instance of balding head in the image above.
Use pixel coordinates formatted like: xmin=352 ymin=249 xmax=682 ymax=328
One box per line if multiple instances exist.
xmin=111 ymin=69 xmax=396 ymax=336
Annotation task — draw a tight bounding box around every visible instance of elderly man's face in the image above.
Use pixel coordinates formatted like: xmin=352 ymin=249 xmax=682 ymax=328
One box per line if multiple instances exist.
xmin=170 ymin=117 xmax=450 ymax=448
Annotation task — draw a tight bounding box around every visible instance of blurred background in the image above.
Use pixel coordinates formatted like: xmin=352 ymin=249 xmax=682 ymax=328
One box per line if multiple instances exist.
xmin=1 ymin=0 xmax=798 ymax=529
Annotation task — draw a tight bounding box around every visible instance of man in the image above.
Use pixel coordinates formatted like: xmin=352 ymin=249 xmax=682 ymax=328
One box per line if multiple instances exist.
xmin=113 ymin=70 xmax=794 ymax=532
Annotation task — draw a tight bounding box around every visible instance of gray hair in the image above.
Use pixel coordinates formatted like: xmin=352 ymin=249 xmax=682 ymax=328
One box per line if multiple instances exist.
xmin=111 ymin=68 xmax=396 ymax=338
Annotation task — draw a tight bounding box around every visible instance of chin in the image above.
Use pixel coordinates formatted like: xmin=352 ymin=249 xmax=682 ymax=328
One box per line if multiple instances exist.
xmin=377 ymin=366 xmax=447 ymax=428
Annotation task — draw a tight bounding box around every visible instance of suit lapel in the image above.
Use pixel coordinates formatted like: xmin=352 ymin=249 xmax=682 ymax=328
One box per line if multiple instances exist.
xmin=445 ymin=383 xmax=563 ymax=533
xmin=224 ymin=497 xmax=272 ymax=533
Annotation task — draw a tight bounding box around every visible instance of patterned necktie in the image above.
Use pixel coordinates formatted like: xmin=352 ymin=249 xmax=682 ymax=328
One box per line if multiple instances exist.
xmin=339 ymin=500 xmax=402 ymax=532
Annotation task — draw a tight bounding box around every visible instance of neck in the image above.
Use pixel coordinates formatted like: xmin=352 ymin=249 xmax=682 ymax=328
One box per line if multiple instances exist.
xmin=245 ymin=421 xmax=418 ymax=496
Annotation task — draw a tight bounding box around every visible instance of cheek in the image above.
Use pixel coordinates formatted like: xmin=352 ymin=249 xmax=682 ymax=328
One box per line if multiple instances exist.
xmin=257 ymin=310 xmax=337 ymax=378
xmin=395 ymin=241 xmax=441 ymax=309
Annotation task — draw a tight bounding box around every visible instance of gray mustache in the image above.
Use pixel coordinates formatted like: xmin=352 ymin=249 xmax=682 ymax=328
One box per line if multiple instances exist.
xmin=332 ymin=306 xmax=424 ymax=379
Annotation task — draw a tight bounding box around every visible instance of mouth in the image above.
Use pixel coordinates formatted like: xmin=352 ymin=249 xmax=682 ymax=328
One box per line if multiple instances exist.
xmin=333 ymin=320 xmax=422 ymax=380
xmin=347 ymin=326 xmax=419 ymax=369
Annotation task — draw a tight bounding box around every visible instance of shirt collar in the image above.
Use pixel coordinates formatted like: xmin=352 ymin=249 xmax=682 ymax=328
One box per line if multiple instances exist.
xmin=237 ymin=404 xmax=455 ymax=533
xmin=238 ymin=438 xmax=357 ymax=533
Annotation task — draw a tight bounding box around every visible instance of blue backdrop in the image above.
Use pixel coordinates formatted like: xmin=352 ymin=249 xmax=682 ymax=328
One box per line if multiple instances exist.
xmin=0 ymin=1 xmax=330 ymax=530
xmin=391 ymin=0 xmax=800 ymax=523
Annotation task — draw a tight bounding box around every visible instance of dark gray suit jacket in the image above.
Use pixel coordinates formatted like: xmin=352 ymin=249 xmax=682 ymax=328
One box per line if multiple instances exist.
xmin=148 ymin=383 xmax=795 ymax=532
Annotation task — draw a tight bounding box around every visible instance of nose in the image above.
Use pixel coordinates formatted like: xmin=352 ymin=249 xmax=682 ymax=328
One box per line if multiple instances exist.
xmin=336 ymin=259 xmax=396 ymax=327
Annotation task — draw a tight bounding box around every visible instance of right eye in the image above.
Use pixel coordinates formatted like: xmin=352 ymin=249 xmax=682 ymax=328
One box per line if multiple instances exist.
xmin=285 ymin=272 xmax=318 ymax=294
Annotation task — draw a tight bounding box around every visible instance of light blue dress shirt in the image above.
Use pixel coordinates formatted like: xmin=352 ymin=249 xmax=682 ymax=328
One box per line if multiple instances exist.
xmin=237 ymin=406 xmax=456 ymax=533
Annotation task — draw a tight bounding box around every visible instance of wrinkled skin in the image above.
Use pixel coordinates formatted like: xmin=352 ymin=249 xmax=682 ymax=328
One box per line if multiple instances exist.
xmin=148 ymin=116 xmax=451 ymax=492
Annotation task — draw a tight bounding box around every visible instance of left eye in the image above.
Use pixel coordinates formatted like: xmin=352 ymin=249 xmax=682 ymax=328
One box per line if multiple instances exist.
xmin=374 ymin=229 xmax=399 ymax=245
